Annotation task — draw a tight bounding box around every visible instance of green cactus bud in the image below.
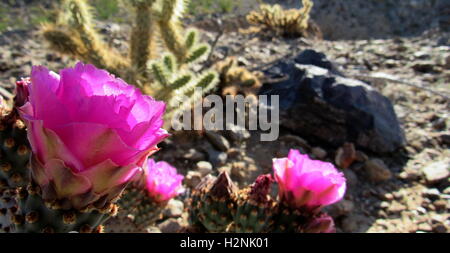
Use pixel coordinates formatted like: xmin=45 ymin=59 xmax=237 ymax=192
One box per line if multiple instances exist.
xmin=190 ymin=172 xmax=238 ymax=232
xmin=232 ymin=174 xmax=275 ymax=233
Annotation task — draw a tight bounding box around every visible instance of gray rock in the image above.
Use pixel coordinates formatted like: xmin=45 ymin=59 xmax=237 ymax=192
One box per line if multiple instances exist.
xmin=205 ymin=131 xmax=230 ymax=151
xmin=422 ymin=160 xmax=450 ymax=184
xmin=433 ymin=223 xmax=448 ymax=233
xmin=158 ymin=218 xmax=183 ymax=233
xmin=225 ymin=123 xmax=251 ymax=142
xmin=185 ymin=171 xmax=202 ymax=188
xmin=204 ymin=145 xmax=228 ymax=167
xmin=335 ymin=143 xmax=357 ymax=169
xmin=422 ymin=188 xmax=441 ymax=199
xmin=259 ymin=50 xmax=406 ymax=153
xmin=196 ymin=161 xmax=213 ymax=176
xmin=412 ymin=61 xmax=435 ymax=73
xmin=146 ymin=226 xmax=162 ymax=233
xmin=325 ymin=199 xmax=355 ymax=217
xmin=342 ymin=169 xmax=358 ymax=187
xmin=183 ymin=148 xmax=206 ymax=161
xmin=311 ymin=147 xmax=327 ymax=159
xmin=443 ymin=187 xmax=450 ymax=195
xmin=364 ymin=159 xmax=392 ymax=182
xmin=163 ymin=199 xmax=184 ymax=218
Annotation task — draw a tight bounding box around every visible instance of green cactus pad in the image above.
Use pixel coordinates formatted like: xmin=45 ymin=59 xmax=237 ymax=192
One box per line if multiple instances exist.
xmin=268 ymin=204 xmax=310 ymax=233
xmin=190 ymin=173 xmax=237 ymax=232
xmin=107 ymin=185 xmax=166 ymax=232
xmin=0 ymin=111 xmax=30 ymax=189
xmin=232 ymin=174 xmax=275 ymax=233
xmin=0 ymin=188 xmax=18 ymax=233
xmin=13 ymin=184 xmax=117 ymax=233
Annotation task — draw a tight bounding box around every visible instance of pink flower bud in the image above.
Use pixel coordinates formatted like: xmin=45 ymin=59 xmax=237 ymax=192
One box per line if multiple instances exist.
xmin=18 ymin=62 xmax=169 ymax=209
xmin=273 ymin=149 xmax=346 ymax=210
xmin=145 ymin=159 xmax=184 ymax=203
xmin=14 ymin=78 xmax=31 ymax=107
xmin=303 ymin=214 xmax=336 ymax=233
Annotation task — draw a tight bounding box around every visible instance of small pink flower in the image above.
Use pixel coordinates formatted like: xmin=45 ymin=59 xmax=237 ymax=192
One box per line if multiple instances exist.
xmin=145 ymin=159 xmax=184 ymax=203
xmin=18 ymin=62 xmax=169 ymax=208
xmin=273 ymin=149 xmax=346 ymax=210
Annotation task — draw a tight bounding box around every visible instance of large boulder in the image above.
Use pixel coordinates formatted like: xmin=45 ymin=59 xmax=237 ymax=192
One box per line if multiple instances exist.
xmin=259 ymin=50 xmax=406 ymax=154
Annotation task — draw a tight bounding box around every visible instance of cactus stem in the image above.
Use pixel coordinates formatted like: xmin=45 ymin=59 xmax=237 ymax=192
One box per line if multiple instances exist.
xmin=11 ymin=173 xmax=23 ymax=183
xmin=1 ymin=163 xmax=11 ymax=172
xmin=4 ymin=138 xmax=14 ymax=148
xmin=17 ymin=145 xmax=29 ymax=156
xmin=18 ymin=188 xmax=28 ymax=199
xmin=25 ymin=211 xmax=39 ymax=224
xmin=62 ymin=212 xmax=77 ymax=225
xmin=9 ymin=206 xmax=17 ymax=213
xmin=27 ymin=184 xmax=40 ymax=196
xmin=12 ymin=214 xmax=24 ymax=225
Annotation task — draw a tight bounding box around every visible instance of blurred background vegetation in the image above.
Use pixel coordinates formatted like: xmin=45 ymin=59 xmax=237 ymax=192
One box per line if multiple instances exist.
xmin=0 ymin=0 xmax=244 ymax=33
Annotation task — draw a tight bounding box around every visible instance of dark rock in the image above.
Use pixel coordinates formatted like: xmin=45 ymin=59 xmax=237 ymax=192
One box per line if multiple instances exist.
xmin=412 ymin=61 xmax=435 ymax=73
xmin=205 ymin=131 xmax=230 ymax=152
xmin=158 ymin=218 xmax=183 ymax=233
xmin=364 ymin=159 xmax=392 ymax=182
xmin=259 ymin=50 xmax=406 ymax=153
xmin=335 ymin=142 xmax=357 ymax=169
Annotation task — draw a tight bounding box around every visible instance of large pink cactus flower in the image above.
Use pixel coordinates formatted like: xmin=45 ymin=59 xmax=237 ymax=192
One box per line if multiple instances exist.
xmin=18 ymin=62 xmax=169 ymax=209
xmin=273 ymin=149 xmax=346 ymax=210
xmin=145 ymin=159 xmax=184 ymax=203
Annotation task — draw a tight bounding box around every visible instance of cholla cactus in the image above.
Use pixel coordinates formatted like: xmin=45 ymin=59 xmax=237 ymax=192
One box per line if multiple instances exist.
xmin=246 ymin=0 xmax=315 ymax=38
xmin=42 ymin=0 xmax=218 ymax=123
xmin=214 ymin=56 xmax=262 ymax=97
